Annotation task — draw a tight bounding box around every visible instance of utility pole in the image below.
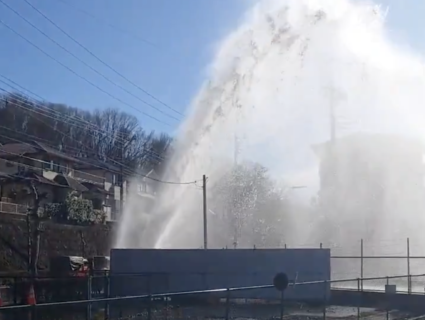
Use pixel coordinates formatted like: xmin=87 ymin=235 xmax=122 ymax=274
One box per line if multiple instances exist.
xmin=324 ymin=85 xmax=345 ymax=144
xmin=234 ymin=134 xmax=239 ymax=166
xmin=202 ymin=174 xmax=208 ymax=249
xmin=330 ymin=91 xmax=336 ymax=144
xmin=120 ymin=139 xmax=124 ymax=220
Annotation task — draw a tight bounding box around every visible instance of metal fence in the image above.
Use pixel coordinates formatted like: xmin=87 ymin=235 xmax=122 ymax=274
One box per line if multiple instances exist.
xmin=322 ymin=238 xmax=425 ymax=293
xmin=0 ymin=201 xmax=27 ymax=215
xmin=1 ymin=273 xmax=425 ymax=320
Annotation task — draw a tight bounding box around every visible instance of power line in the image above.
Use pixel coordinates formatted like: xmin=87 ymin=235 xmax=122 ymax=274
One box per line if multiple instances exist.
xmin=0 ymin=18 xmax=171 ymax=127
xmin=0 ymin=73 xmax=135 ymax=142
xmin=0 ymin=89 xmax=192 ymax=185
xmin=0 ymin=141 xmax=107 ymax=183
xmin=0 ymin=0 xmax=179 ymax=122
xmin=0 ymin=85 xmax=165 ymax=162
xmin=0 ymin=92 xmax=166 ymax=168
xmin=0 ymin=90 xmax=172 ymax=182
xmin=0 ymin=133 xmax=198 ymax=185
xmin=22 ymin=0 xmax=184 ymax=117
xmin=56 ymin=0 xmax=159 ymax=49
xmin=0 ymin=124 xmax=163 ymax=165
xmin=0 ymin=76 xmax=137 ymax=148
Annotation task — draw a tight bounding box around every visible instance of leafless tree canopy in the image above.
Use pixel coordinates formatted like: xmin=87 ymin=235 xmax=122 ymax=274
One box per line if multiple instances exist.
xmin=0 ymin=92 xmax=172 ymax=172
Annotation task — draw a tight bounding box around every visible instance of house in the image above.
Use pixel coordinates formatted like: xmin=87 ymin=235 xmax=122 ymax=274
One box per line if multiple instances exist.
xmin=0 ymin=141 xmax=126 ymax=220
xmin=312 ymin=133 xmax=425 ymax=193
xmin=312 ymin=133 xmax=425 ymax=241
xmin=134 ymin=169 xmax=159 ymax=213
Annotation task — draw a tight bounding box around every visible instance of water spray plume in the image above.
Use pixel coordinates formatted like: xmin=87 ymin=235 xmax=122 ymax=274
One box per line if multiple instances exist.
xmin=116 ymin=0 xmax=425 ymax=260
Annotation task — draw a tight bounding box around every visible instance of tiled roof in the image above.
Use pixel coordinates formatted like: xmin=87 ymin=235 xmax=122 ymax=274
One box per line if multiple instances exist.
xmin=2 ymin=171 xmax=65 ymax=187
xmin=0 ymin=143 xmax=38 ymax=158
xmin=0 ymin=142 xmax=124 ymax=174
xmin=0 ymin=141 xmax=84 ymax=165
xmin=73 ymin=157 xmax=120 ymax=172
xmin=32 ymin=141 xmax=86 ymax=165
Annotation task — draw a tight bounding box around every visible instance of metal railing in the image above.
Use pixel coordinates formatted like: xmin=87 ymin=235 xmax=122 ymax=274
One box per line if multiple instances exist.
xmin=1 ymin=273 xmax=425 ymax=320
xmin=325 ymin=238 xmax=424 ymax=294
xmin=0 ymin=201 xmax=27 ymax=215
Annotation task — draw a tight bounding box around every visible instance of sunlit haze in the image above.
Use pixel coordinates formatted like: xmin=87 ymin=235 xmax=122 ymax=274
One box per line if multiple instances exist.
xmin=116 ymin=0 xmax=425 ymax=280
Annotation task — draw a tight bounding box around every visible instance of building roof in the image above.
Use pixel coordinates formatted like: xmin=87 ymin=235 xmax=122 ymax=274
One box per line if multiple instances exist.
xmin=81 ymin=182 xmax=113 ymax=195
xmin=0 ymin=142 xmax=122 ymax=173
xmin=33 ymin=141 xmax=86 ymax=164
xmin=53 ymin=175 xmax=89 ymax=192
xmin=2 ymin=171 xmax=65 ymax=187
xmin=312 ymin=133 xmax=425 ymax=159
xmin=0 ymin=141 xmax=85 ymax=164
xmin=73 ymin=157 xmax=120 ymax=173
xmin=0 ymin=143 xmax=38 ymax=158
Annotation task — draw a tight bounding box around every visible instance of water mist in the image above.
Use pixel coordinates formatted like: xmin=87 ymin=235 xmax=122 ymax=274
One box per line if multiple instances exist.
xmin=116 ymin=0 xmax=425 ymax=287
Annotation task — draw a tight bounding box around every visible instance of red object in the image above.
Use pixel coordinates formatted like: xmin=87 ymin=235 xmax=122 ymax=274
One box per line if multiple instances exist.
xmin=26 ymin=285 xmax=36 ymax=305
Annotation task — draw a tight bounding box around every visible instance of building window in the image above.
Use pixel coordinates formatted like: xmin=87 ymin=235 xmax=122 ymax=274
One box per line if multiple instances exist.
xmin=113 ymin=174 xmax=122 ymax=186
xmin=53 ymin=163 xmax=61 ymax=173
xmin=139 ymin=183 xmax=147 ymax=193
xmin=42 ymin=160 xmax=63 ymax=173
xmin=42 ymin=160 xmax=53 ymax=171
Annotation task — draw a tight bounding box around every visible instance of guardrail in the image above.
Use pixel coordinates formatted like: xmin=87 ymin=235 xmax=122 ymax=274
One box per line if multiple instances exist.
xmin=1 ymin=273 xmax=424 ymax=320
xmin=0 ymin=201 xmax=27 ymax=215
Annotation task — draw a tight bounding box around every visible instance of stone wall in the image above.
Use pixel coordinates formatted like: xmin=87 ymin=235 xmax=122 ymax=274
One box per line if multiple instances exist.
xmin=0 ymin=213 xmax=115 ymax=272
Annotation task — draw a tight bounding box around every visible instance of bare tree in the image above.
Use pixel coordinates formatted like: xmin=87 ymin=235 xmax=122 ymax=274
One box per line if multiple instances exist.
xmin=0 ymin=93 xmax=173 ymax=176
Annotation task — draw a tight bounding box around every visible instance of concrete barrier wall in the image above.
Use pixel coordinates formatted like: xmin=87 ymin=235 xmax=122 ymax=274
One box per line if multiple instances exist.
xmin=110 ymin=248 xmax=331 ymax=301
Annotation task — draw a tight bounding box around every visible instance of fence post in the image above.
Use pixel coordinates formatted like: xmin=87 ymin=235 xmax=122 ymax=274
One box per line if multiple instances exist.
xmin=225 ymin=288 xmax=230 ymax=320
xmin=147 ymin=294 xmax=152 ymax=320
xmin=147 ymin=274 xmax=152 ymax=320
xmin=322 ymin=280 xmax=327 ymax=320
xmin=280 ymin=290 xmax=285 ymax=320
xmin=13 ymin=277 xmax=17 ymax=305
xmin=407 ymin=238 xmax=411 ymax=294
xmin=87 ymin=275 xmax=92 ymax=320
xmin=357 ymin=278 xmax=360 ymax=320
xmin=360 ymin=239 xmax=364 ymax=291
xmin=386 ymin=277 xmax=389 ymax=320
xmin=104 ymin=272 xmax=110 ymax=320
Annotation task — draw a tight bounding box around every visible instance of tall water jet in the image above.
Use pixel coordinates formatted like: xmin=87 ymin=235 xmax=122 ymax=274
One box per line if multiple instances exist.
xmin=117 ymin=0 xmax=425 ymax=261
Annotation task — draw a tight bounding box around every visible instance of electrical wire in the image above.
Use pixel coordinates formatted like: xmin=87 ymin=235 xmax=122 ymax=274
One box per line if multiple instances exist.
xmin=0 ymin=95 xmax=165 ymax=163
xmin=0 ymin=0 xmax=179 ymax=122
xmin=0 ymin=18 xmax=171 ymax=127
xmin=56 ymin=0 xmax=158 ymax=49
xmin=0 ymin=74 xmax=130 ymax=141
xmin=0 ymin=125 xmax=163 ymax=167
xmin=22 ymin=0 xmax=184 ymax=117
xmin=0 ymin=133 xmax=199 ymax=185
xmin=0 ymin=105 xmax=159 ymax=180
xmin=0 ymin=84 xmax=165 ymax=162
xmin=0 ymin=95 xmax=165 ymax=165
xmin=0 ymin=142 xmax=107 ymax=183
xmin=0 ymin=88 xmax=193 ymax=184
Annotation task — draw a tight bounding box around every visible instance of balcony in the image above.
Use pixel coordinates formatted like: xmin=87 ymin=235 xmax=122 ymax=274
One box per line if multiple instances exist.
xmin=0 ymin=201 xmax=27 ymax=215
xmin=136 ymin=182 xmax=156 ymax=200
xmin=72 ymin=170 xmax=105 ymax=186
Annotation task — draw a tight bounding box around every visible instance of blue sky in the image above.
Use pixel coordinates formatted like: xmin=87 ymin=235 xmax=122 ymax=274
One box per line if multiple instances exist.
xmin=0 ymin=0 xmax=423 ymax=135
